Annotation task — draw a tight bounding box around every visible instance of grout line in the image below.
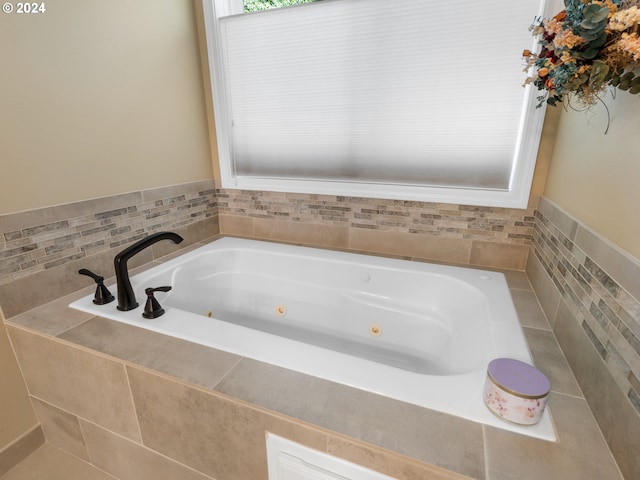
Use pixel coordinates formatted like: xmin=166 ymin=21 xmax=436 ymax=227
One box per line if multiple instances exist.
xmin=122 ymin=364 xmax=144 ymax=445
xmin=209 ymin=356 xmax=245 ymax=390
xmin=482 ymin=425 xmax=490 ymax=480
xmin=77 ymin=417 xmax=218 ymax=480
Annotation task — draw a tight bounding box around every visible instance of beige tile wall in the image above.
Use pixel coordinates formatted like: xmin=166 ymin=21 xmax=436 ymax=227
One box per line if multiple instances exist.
xmin=0 ymin=307 xmax=41 ymax=474
xmin=1 ymin=185 xmax=534 ymax=316
xmin=217 ymin=189 xmax=534 ymax=270
xmin=6 ymin=322 xmax=470 ymax=480
xmin=5 ymin=278 xmax=625 ymax=480
xmin=527 ymin=196 xmax=640 ymax=480
xmin=3 ymin=186 xmax=635 ymax=479
xmin=0 ymin=180 xmax=219 ymax=317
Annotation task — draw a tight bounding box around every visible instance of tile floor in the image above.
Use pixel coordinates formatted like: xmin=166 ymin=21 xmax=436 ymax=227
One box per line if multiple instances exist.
xmin=1 ymin=444 xmax=115 ymax=480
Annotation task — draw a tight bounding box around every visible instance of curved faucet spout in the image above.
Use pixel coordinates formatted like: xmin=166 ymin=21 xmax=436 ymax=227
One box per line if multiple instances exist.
xmin=114 ymin=231 xmax=183 ymax=311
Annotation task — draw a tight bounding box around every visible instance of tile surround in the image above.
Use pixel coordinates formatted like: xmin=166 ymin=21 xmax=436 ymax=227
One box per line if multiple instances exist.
xmin=552 ymin=300 xmax=640 ymax=480
xmin=522 ymin=327 xmax=582 ymax=398
xmin=217 ymin=189 xmax=535 ymax=269
xmin=485 ymin=393 xmax=622 ymax=480
xmin=4 ymin=250 xmax=625 ymax=480
xmin=30 ymin=398 xmax=90 ymax=462
xmin=127 ymin=365 xmax=331 ymax=480
xmin=7 ymin=326 xmax=142 ymax=442
xmin=1 ymin=186 xmax=636 ymax=479
xmin=530 ymin=197 xmax=640 ymax=417
xmin=214 ymin=358 xmax=486 ymax=478
xmin=0 ymin=181 xmax=219 ymax=317
xmin=1 ymin=184 xmax=533 ymax=315
xmin=324 ymin=438 xmax=469 ymax=480
xmin=528 ymin=196 xmax=640 ymax=480
xmin=0 ymin=180 xmax=217 ymax=287
xmin=80 ymin=420 xmax=215 ymax=480
xmin=216 ymin=190 xmax=534 ymax=245
xmin=58 ymin=315 xmax=243 ymax=389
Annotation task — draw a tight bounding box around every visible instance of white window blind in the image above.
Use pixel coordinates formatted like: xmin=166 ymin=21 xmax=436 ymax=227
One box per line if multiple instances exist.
xmin=205 ymin=0 xmax=548 ymax=207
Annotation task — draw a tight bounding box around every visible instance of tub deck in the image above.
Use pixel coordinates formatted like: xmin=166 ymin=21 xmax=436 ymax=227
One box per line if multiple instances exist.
xmin=70 ymin=237 xmax=555 ymax=441
xmin=6 ymin=236 xmax=623 ymax=480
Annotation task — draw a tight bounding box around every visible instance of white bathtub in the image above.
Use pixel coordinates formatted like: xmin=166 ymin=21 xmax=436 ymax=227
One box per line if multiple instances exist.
xmin=70 ymin=237 xmax=555 ymax=440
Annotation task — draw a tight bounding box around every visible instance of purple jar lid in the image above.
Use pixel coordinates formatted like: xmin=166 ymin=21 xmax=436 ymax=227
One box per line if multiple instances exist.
xmin=487 ymin=358 xmax=550 ymax=398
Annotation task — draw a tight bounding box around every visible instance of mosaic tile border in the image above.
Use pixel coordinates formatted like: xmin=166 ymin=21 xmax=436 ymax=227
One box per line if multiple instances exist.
xmin=216 ymin=189 xmax=535 ymax=244
xmin=1 ymin=187 xmax=536 ymax=288
xmin=0 ymin=181 xmax=217 ymax=286
xmin=532 ymin=198 xmax=640 ymax=416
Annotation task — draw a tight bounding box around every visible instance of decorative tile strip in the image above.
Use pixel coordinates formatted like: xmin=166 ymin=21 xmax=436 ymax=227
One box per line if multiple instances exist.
xmin=0 ymin=183 xmax=217 ymax=286
xmin=217 ymin=189 xmax=535 ymax=244
xmin=2 ymin=184 xmax=533 ymax=280
xmin=532 ymin=207 xmax=640 ymax=416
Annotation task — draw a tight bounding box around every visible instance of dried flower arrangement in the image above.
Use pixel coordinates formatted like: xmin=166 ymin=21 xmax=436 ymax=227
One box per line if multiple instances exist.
xmin=524 ymin=0 xmax=640 ymax=108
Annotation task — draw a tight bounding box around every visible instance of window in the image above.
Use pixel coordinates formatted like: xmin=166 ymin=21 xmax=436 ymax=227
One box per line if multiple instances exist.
xmin=244 ymin=0 xmax=321 ymax=13
xmin=201 ymin=0 xmax=550 ymax=207
xmin=218 ymin=0 xmax=321 ymax=15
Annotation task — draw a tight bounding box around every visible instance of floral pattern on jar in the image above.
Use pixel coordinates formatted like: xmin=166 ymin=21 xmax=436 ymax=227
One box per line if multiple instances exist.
xmin=483 ymin=368 xmax=549 ymax=426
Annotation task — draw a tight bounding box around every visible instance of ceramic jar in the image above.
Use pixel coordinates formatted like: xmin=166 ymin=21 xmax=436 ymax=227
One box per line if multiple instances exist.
xmin=483 ymin=358 xmax=550 ymax=426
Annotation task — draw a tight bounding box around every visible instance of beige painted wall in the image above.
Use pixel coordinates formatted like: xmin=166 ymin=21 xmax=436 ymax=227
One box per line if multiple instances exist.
xmin=0 ymin=308 xmax=38 ymax=450
xmin=544 ymin=92 xmax=640 ymax=259
xmin=0 ymin=0 xmax=213 ymax=215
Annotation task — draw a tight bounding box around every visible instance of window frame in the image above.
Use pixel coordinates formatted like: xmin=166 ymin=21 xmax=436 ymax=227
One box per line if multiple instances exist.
xmin=201 ymin=0 xmax=552 ymax=208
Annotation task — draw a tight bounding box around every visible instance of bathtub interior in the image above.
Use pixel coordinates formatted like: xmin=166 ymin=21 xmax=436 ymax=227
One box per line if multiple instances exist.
xmin=152 ymin=248 xmax=493 ymax=376
xmin=70 ymin=237 xmax=556 ymax=441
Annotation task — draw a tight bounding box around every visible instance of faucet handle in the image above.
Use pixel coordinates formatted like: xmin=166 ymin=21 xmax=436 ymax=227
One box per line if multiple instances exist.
xmin=78 ymin=268 xmax=115 ymax=305
xmin=142 ymin=286 xmax=172 ymax=319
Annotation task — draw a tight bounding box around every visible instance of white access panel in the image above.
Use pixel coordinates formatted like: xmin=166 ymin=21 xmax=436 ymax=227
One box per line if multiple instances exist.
xmin=266 ymin=433 xmax=395 ymax=480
